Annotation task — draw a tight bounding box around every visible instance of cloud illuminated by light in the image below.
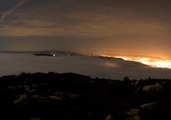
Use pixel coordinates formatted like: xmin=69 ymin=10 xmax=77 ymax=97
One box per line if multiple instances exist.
xmin=100 ymin=54 xmax=171 ymax=69
xmin=103 ymin=62 xmax=118 ymax=68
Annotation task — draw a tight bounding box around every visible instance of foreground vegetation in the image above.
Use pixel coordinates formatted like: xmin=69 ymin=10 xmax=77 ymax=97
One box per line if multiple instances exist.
xmin=0 ymin=72 xmax=171 ymax=120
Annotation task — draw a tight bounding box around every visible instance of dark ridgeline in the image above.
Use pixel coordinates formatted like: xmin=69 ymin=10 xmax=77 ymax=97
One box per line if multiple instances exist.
xmin=0 ymin=72 xmax=171 ymax=120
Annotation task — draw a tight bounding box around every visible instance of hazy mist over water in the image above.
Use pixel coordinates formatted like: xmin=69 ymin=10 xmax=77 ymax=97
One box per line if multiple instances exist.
xmin=0 ymin=53 xmax=171 ymax=79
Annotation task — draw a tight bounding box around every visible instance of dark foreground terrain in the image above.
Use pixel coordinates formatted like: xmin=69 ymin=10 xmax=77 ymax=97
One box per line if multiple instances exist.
xmin=0 ymin=72 xmax=171 ymax=120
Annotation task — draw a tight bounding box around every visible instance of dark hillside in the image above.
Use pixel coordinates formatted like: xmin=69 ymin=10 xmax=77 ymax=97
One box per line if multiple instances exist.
xmin=0 ymin=72 xmax=171 ymax=120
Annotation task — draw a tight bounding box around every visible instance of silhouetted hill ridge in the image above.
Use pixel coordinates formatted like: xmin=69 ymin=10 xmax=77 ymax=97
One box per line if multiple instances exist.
xmin=0 ymin=72 xmax=171 ymax=120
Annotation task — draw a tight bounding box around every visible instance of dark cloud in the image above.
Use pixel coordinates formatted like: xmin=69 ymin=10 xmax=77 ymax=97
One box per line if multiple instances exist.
xmin=0 ymin=0 xmax=171 ymax=58
xmin=0 ymin=0 xmax=27 ymax=23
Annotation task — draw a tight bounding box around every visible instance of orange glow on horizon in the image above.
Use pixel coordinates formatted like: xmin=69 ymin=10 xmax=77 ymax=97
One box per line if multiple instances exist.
xmin=99 ymin=54 xmax=171 ymax=69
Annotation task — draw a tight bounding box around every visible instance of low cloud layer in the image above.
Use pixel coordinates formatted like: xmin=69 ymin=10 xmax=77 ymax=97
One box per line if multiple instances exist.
xmin=0 ymin=53 xmax=171 ymax=79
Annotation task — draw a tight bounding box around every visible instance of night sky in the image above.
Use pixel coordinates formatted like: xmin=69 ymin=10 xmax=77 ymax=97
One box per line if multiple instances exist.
xmin=0 ymin=0 xmax=171 ymax=59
